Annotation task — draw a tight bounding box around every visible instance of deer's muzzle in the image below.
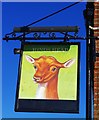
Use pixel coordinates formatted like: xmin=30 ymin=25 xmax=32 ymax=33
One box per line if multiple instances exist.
xmin=33 ymin=77 xmax=41 ymax=83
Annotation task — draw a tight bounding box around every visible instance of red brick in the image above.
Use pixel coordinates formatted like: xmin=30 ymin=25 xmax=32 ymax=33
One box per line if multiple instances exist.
xmin=94 ymin=111 xmax=99 ymax=119
xmin=96 ymin=47 xmax=99 ymax=50
xmin=94 ymin=11 xmax=99 ymax=15
xmin=96 ymin=43 xmax=99 ymax=46
xmin=94 ymin=103 xmax=99 ymax=110
xmin=94 ymin=70 xmax=99 ymax=74
xmin=94 ymin=21 xmax=99 ymax=24
xmin=94 ymin=14 xmax=99 ymax=17
xmin=94 ymin=82 xmax=99 ymax=88
xmin=94 ymin=86 xmax=99 ymax=90
xmin=94 ymin=32 xmax=99 ymax=36
xmin=94 ymin=18 xmax=99 ymax=20
xmin=94 ymin=106 xmax=99 ymax=111
xmin=94 ymin=88 xmax=99 ymax=93
xmin=95 ymin=41 xmax=99 ymax=45
xmin=96 ymin=57 xmax=99 ymax=61
xmin=94 ymin=94 xmax=99 ymax=100
xmin=94 ymin=77 xmax=99 ymax=82
xmin=95 ymin=40 xmax=99 ymax=42
xmin=94 ymin=105 xmax=99 ymax=110
xmin=94 ymin=66 xmax=99 ymax=69
xmin=94 ymin=68 xmax=99 ymax=70
xmin=94 ymin=4 xmax=99 ymax=8
xmin=94 ymin=15 xmax=99 ymax=19
xmin=94 ymin=79 xmax=98 ymax=82
xmin=94 ymin=2 xmax=99 ymax=119
xmin=95 ymin=44 xmax=99 ymax=47
xmin=94 ymin=24 xmax=99 ymax=27
xmin=94 ymin=8 xmax=99 ymax=10
xmin=94 ymin=62 xmax=99 ymax=67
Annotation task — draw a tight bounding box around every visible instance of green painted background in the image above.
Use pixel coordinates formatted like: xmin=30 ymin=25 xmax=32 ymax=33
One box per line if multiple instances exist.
xmin=19 ymin=45 xmax=78 ymax=100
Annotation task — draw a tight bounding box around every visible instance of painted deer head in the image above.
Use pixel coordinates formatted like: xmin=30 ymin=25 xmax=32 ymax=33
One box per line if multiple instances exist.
xmin=25 ymin=55 xmax=75 ymax=84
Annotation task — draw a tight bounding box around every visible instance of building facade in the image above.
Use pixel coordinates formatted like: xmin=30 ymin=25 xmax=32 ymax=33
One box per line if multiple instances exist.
xmin=94 ymin=2 xmax=99 ymax=119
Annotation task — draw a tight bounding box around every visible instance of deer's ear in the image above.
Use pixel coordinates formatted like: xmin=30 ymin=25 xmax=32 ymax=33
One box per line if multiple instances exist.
xmin=63 ymin=59 xmax=75 ymax=68
xmin=25 ymin=55 xmax=35 ymax=64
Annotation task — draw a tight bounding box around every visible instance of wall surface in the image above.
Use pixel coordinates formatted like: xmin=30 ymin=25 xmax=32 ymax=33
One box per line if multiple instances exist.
xmin=94 ymin=2 xmax=99 ymax=119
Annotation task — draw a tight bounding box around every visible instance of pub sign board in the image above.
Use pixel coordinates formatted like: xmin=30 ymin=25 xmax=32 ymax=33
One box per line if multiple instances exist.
xmin=15 ymin=42 xmax=80 ymax=113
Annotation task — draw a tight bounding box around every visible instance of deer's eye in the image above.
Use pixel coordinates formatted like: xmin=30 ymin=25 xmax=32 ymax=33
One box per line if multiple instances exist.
xmin=52 ymin=67 xmax=57 ymax=71
xmin=34 ymin=65 xmax=37 ymax=70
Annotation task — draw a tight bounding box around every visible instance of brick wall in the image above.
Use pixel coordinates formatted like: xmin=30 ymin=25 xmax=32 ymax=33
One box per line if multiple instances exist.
xmin=94 ymin=2 xmax=99 ymax=119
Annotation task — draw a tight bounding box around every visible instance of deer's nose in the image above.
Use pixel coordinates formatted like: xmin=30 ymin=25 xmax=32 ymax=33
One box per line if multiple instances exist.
xmin=33 ymin=76 xmax=41 ymax=82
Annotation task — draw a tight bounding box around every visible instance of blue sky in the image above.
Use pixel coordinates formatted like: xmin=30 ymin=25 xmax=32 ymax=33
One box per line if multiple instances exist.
xmin=2 ymin=2 xmax=87 ymax=118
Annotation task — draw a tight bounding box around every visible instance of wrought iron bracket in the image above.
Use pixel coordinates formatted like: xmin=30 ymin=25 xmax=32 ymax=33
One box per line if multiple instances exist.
xmin=3 ymin=26 xmax=80 ymax=42
xmin=3 ymin=26 xmax=99 ymax=42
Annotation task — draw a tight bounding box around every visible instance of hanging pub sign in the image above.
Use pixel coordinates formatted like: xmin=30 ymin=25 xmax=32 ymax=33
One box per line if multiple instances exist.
xmin=15 ymin=42 xmax=80 ymax=113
